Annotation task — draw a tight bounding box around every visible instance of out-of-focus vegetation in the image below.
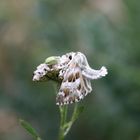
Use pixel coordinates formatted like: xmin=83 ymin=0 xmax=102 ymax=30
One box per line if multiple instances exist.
xmin=0 ymin=0 xmax=140 ymax=140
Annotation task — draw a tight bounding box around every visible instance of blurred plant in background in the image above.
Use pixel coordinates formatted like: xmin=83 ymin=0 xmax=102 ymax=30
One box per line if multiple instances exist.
xmin=0 ymin=0 xmax=140 ymax=140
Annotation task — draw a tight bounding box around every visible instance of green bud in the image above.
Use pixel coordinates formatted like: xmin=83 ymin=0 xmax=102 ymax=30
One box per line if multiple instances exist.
xmin=45 ymin=56 xmax=60 ymax=65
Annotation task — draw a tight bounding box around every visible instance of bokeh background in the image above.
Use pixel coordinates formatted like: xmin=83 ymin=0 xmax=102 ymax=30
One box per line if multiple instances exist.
xmin=0 ymin=0 xmax=140 ymax=140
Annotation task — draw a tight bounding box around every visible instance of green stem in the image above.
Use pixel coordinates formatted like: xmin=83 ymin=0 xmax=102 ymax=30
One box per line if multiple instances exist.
xmin=58 ymin=103 xmax=82 ymax=140
xmin=64 ymin=104 xmax=78 ymax=136
xmin=71 ymin=103 xmax=78 ymax=122
xmin=58 ymin=106 xmax=68 ymax=140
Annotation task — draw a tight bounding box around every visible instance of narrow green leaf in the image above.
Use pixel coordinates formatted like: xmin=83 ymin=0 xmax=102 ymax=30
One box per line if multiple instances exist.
xmin=19 ymin=119 xmax=40 ymax=139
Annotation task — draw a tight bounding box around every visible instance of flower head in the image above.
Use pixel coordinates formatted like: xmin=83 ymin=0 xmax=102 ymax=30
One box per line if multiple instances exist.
xmin=33 ymin=52 xmax=108 ymax=105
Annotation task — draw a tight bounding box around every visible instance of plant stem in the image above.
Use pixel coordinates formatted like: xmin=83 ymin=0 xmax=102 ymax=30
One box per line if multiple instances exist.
xmin=58 ymin=103 xmax=80 ymax=140
xmin=59 ymin=106 xmax=68 ymax=140
xmin=64 ymin=104 xmax=78 ymax=136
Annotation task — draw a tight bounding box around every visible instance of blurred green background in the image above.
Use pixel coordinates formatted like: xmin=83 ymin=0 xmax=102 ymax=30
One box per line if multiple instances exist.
xmin=0 ymin=0 xmax=140 ymax=140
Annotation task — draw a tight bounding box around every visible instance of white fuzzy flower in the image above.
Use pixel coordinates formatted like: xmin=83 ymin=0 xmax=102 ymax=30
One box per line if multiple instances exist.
xmin=33 ymin=52 xmax=108 ymax=105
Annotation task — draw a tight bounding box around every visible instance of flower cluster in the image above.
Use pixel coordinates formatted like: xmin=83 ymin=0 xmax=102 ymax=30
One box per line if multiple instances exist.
xmin=33 ymin=52 xmax=108 ymax=105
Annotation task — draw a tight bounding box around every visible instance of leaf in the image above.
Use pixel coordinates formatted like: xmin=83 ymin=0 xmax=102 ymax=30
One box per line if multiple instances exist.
xmin=19 ymin=119 xmax=40 ymax=139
